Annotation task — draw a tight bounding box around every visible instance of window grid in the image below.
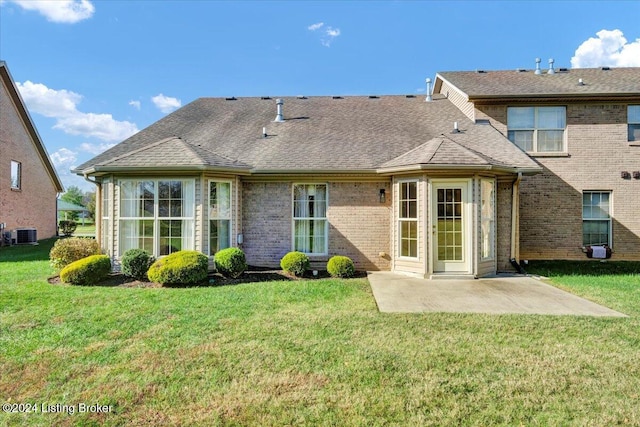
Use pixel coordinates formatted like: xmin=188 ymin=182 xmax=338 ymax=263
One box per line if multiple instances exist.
xmin=209 ymin=181 xmax=232 ymax=256
xmin=398 ymin=181 xmax=418 ymax=258
xmin=582 ymin=191 xmax=611 ymax=247
xmin=507 ymin=106 xmax=566 ymax=152
xmin=481 ymin=179 xmax=495 ymax=260
xmin=292 ymin=184 xmax=328 ymax=255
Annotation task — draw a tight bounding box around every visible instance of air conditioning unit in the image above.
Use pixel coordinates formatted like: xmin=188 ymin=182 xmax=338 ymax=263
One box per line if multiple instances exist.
xmin=12 ymin=228 xmax=37 ymax=245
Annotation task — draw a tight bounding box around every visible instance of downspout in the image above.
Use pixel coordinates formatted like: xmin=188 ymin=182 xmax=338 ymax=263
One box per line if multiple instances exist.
xmin=83 ymin=173 xmax=101 ymax=245
xmin=510 ymin=172 xmax=524 ymax=274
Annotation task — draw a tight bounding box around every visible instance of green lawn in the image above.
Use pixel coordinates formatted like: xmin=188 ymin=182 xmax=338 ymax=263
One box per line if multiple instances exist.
xmin=1 ymin=241 xmax=639 ymax=426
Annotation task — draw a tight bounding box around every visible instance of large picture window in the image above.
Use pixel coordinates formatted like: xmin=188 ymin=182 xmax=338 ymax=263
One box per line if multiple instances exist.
xmin=481 ymin=179 xmax=495 ymax=260
xmin=119 ymin=179 xmax=195 ymax=257
xmin=582 ymin=191 xmax=611 ymax=246
xmin=293 ymin=184 xmax=327 ymax=255
xmin=628 ymin=105 xmax=640 ymax=142
xmin=209 ymin=181 xmax=231 ymax=255
xmin=507 ymin=106 xmax=566 ymax=152
xmin=398 ymin=181 xmax=418 ymax=258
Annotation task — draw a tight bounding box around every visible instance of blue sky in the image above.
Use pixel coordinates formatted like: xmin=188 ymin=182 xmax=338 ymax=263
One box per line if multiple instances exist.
xmin=1 ymin=0 xmax=639 ymax=192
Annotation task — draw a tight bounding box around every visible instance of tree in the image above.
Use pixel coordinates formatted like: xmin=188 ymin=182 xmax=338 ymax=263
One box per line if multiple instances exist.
xmin=85 ymin=191 xmax=96 ymax=221
xmin=60 ymin=186 xmax=85 ymax=221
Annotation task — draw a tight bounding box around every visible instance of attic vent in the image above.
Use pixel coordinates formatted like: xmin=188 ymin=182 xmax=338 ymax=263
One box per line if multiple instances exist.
xmin=475 ymin=70 xmax=487 ymax=73
xmin=225 ymin=97 xmax=237 ymax=101
xmin=559 ymin=67 xmax=568 ymax=72
xmin=296 ymin=95 xmax=308 ymax=99
xmin=332 ymin=96 xmax=343 ymax=99
xmin=516 ymin=68 xmax=527 ymax=72
xmin=261 ymin=96 xmax=271 ymax=100
xmin=601 ymin=66 xmax=611 ymax=71
xmin=368 ymin=95 xmax=379 ymax=99
xmin=405 ymin=95 xmax=416 ymax=98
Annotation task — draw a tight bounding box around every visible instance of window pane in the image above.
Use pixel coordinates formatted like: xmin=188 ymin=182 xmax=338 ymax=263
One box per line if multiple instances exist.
xmin=537 ymin=107 xmax=566 ymax=129
xmin=629 ymin=124 xmax=640 ymax=142
xmin=628 ymin=105 xmax=640 ymax=123
xmin=507 ymin=107 xmax=535 ymax=129
xmin=537 ymin=130 xmax=564 ymax=152
xmin=10 ymin=161 xmax=21 ymax=189
xmin=293 ymin=185 xmax=328 ymax=255
xmin=582 ymin=191 xmax=611 ymax=246
xmin=508 ymin=130 xmax=533 ymax=151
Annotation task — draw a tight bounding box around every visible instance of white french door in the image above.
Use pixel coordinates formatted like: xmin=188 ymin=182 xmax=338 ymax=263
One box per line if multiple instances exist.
xmin=432 ymin=180 xmax=471 ymax=273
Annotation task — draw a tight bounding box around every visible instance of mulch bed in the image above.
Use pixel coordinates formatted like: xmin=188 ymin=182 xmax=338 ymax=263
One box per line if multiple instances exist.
xmin=48 ymin=268 xmax=367 ymax=288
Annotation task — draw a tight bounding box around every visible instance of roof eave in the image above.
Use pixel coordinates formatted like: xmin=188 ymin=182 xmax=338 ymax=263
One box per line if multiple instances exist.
xmin=469 ymin=93 xmax=640 ymax=104
xmin=74 ymin=165 xmax=253 ymax=176
xmin=376 ymin=164 xmax=542 ymax=175
xmin=249 ymin=168 xmax=379 ymax=175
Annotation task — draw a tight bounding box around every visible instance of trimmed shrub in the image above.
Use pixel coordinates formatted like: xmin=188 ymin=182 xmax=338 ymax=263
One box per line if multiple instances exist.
xmin=58 ymin=220 xmax=77 ymax=237
xmin=60 ymin=255 xmax=111 ymax=286
xmin=121 ymin=248 xmax=155 ymax=281
xmin=327 ymin=255 xmax=356 ymax=278
xmin=280 ymin=251 xmax=310 ymax=277
xmin=50 ymin=237 xmax=101 ymax=270
xmin=147 ymin=250 xmax=208 ymax=286
xmin=214 ymin=247 xmax=247 ymax=279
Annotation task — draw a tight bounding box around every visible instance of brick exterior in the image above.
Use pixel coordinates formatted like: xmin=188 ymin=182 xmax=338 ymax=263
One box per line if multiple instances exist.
xmin=477 ymin=102 xmax=640 ymax=260
xmin=0 ymin=78 xmax=60 ymax=240
xmin=241 ymin=180 xmax=391 ymax=270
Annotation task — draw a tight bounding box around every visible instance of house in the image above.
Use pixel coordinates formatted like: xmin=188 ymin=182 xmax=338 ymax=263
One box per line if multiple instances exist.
xmin=73 ymin=65 xmax=640 ymax=278
xmin=0 ymin=61 xmax=64 ymax=243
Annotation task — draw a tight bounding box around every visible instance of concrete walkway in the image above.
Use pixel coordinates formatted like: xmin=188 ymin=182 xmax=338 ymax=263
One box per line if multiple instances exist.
xmin=368 ymin=272 xmax=627 ymax=317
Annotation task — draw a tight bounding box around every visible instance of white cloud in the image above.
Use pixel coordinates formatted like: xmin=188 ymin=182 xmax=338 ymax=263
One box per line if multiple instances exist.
xmin=326 ymin=27 xmax=340 ymax=37
xmin=50 ymin=147 xmax=77 ymax=168
xmin=571 ymin=29 xmax=640 ymax=68
xmin=10 ymin=0 xmax=94 ymax=24
xmin=151 ymin=93 xmax=181 ymax=113
xmin=79 ymin=142 xmax=116 ymax=155
xmin=17 ymin=80 xmax=139 ymax=142
xmin=129 ymin=100 xmax=141 ymax=110
xmin=308 ymin=21 xmax=341 ymax=47
xmin=308 ymin=22 xmax=324 ymax=31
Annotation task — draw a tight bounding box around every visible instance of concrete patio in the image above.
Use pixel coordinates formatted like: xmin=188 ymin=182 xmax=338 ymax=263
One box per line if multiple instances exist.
xmin=367 ymin=272 xmax=627 ymax=317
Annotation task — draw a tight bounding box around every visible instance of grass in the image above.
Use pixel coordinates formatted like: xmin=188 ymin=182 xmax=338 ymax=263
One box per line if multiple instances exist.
xmin=1 ymin=241 xmax=639 ymax=426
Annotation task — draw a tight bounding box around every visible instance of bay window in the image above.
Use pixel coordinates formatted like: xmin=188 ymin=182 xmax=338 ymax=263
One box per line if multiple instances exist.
xmin=507 ymin=106 xmax=566 ymax=152
xmin=209 ymin=181 xmax=232 ymax=255
xmin=119 ymin=179 xmax=195 ymax=257
xmin=398 ymin=181 xmax=418 ymax=258
xmin=293 ymin=184 xmax=327 ymax=255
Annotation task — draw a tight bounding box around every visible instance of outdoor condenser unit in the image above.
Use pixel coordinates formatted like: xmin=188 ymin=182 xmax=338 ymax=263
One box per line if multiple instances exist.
xmin=12 ymin=228 xmax=37 ymax=245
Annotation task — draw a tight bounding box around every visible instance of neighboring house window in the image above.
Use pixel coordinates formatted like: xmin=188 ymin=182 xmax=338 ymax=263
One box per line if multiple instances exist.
xmin=582 ymin=191 xmax=611 ymax=246
xmin=293 ymin=184 xmax=327 ymax=255
xmin=10 ymin=160 xmax=21 ymax=189
xmin=398 ymin=181 xmax=418 ymax=258
xmin=209 ymin=181 xmax=231 ymax=255
xmin=119 ymin=179 xmax=195 ymax=257
xmin=481 ymin=179 xmax=495 ymax=260
xmin=628 ymin=105 xmax=640 ymax=142
xmin=101 ymin=180 xmax=110 ymax=253
xmin=507 ymin=106 xmax=566 ymax=152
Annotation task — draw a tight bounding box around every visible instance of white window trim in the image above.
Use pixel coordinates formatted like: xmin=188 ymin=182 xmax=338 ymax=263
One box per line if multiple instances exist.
xmin=101 ymin=179 xmax=111 ymax=255
xmin=397 ymin=179 xmax=419 ymax=260
xmin=507 ymin=106 xmax=567 ymax=154
xmin=208 ymin=179 xmax=233 ymax=256
xmin=10 ymin=160 xmax=21 ymax=190
xmin=628 ymin=105 xmax=640 ymax=143
xmin=291 ymin=183 xmax=329 ymax=256
xmin=118 ymin=178 xmax=196 ymax=258
xmin=582 ymin=190 xmax=612 ymax=247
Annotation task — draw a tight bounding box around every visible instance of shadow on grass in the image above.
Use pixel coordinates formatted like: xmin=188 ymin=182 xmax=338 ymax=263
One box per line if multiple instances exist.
xmin=527 ymin=260 xmax=640 ymax=277
xmin=0 ymin=238 xmax=57 ymax=263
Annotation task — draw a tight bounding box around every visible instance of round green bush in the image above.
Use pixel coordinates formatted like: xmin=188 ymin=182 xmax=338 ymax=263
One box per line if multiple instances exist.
xmin=327 ymin=255 xmax=356 ymax=278
xmin=50 ymin=237 xmax=101 ymax=270
xmin=121 ymin=248 xmax=155 ymax=281
xmin=147 ymin=250 xmax=209 ymax=286
xmin=280 ymin=251 xmax=310 ymax=277
xmin=214 ymin=247 xmax=247 ymax=278
xmin=60 ymin=254 xmax=111 ymax=286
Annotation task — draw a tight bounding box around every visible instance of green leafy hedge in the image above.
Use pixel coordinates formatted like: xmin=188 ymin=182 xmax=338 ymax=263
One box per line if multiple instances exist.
xmin=58 ymin=220 xmax=77 ymax=237
xmin=147 ymin=250 xmax=208 ymax=286
xmin=60 ymin=255 xmax=111 ymax=286
xmin=50 ymin=237 xmax=101 ymax=270
xmin=280 ymin=251 xmax=310 ymax=277
xmin=121 ymin=249 xmax=155 ymax=281
xmin=327 ymin=255 xmax=356 ymax=278
xmin=214 ymin=247 xmax=247 ymax=278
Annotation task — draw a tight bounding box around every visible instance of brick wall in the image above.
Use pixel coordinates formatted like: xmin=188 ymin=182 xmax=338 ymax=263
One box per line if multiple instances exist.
xmin=0 ymin=79 xmax=59 ymax=240
xmin=241 ymin=180 xmax=392 ymax=270
xmin=477 ymin=102 xmax=640 ymax=260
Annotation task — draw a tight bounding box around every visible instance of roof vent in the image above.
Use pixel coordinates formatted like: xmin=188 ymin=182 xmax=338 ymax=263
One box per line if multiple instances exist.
xmin=475 ymin=69 xmax=486 ymax=73
xmin=261 ymin=96 xmax=271 ymax=100
xmin=368 ymin=95 xmax=380 ymax=99
xmin=332 ymin=96 xmax=343 ymax=99
xmin=274 ymin=98 xmax=284 ymax=122
xmin=534 ymin=58 xmax=542 ymax=75
xmin=578 ymin=78 xmax=585 ymax=86
xmin=559 ymin=67 xmax=568 ymax=72
xmin=601 ymin=66 xmax=611 ymax=71
xmin=405 ymin=95 xmax=416 ymax=98
xmin=516 ymin=68 xmax=527 ymax=72
xmin=548 ymin=58 xmax=555 ymax=74
xmin=451 ymin=121 xmax=461 ymax=133
xmin=296 ymin=95 xmax=308 ymax=99
xmin=425 ymin=78 xmax=432 ymax=102
xmin=225 ymin=97 xmax=237 ymax=101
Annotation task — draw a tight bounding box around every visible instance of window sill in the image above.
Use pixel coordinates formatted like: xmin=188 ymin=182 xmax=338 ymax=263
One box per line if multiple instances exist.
xmin=10 ymin=187 xmax=22 ymax=192
xmin=526 ymin=152 xmax=570 ymax=158
xmin=629 ymin=142 xmax=640 ymax=147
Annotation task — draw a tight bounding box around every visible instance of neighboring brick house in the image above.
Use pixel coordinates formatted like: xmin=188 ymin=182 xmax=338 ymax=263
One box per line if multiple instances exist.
xmin=73 ymin=66 xmax=640 ymax=278
xmin=0 ymin=61 xmax=63 ymax=243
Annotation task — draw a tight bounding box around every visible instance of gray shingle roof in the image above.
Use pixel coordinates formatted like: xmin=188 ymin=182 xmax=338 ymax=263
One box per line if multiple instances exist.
xmin=437 ymin=67 xmax=640 ymax=99
xmin=75 ymin=94 xmax=539 ymax=175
